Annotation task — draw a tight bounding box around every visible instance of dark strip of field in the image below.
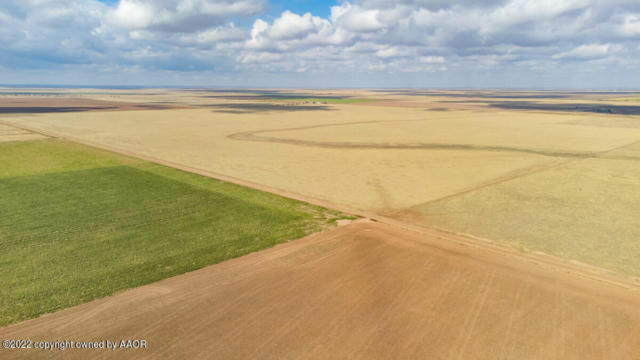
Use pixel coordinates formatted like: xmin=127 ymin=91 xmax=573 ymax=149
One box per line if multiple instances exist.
xmin=0 ymin=106 xmax=119 ymax=113
xmin=195 ymin=89 xmax=351 ymax=101
xmin=488 ymin=101 xmax=640 ymax=115
xmin=0 ymin=139 xmax=348 ymax=326
xmin=0 ymin=97 xmax=177 ymax=113
xmin=188 ymin=89 xmax=342 ymax=98
xmin=372 ymin=90 xmax=640 ymax=99
xmin=422 ymin=93 xmax=569 ymax=99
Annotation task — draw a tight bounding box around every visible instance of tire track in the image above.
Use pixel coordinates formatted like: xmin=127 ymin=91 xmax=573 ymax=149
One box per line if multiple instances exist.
xmin=451 ymin=271 xmax=496 ymax=360
xmin=228 ymin=120 xmax=640 ymax=160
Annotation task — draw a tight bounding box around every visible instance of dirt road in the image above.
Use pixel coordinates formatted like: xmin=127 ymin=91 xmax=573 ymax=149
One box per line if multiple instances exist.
xmin=2 ymin=222 xmax=639 ymax=359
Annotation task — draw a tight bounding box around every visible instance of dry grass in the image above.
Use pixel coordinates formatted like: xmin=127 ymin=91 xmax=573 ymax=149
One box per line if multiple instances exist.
xmin=396 ymin=157 xmax=640 ymax=276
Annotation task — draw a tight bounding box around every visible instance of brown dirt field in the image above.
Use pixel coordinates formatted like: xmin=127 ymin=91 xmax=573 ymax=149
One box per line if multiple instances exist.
xmin=1 ymin=222 xmax=639 ymax=359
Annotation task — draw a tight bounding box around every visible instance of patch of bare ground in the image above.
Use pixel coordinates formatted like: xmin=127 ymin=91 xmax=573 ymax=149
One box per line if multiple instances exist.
xmin=1 ymin=222 xmax=639 ymax=359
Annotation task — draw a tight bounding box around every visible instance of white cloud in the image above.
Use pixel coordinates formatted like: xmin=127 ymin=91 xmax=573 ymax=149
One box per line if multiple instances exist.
xmin=177 ymin=24 xmax=244 ymax=44
xmin=268 ymin=11 xmax=324 ymax=40
xmin=106 ymin=0 xmax=265 ymax=32
xmin=553 ymin=44 xmax=611 ymax=59
xmin=233 ymin=0 xmax=640 ymax=85
xmin=108 ymin=0 xmax=154 ymax=29
xmin=246 ymin=10 xmax=335 ymax=51
xmin=621 ymin=14 xmax=640 ymax=36
xmin=333 ymin=3 xmax=385 ymax=33
xmin=1 ymin=0 xmax=640 ymax=87
xmin=419 ymin=56 xmax=445 ymax=63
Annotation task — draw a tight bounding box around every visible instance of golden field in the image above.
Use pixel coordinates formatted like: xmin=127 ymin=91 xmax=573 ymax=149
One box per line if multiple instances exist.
xmin=3 ymin=89 xmax=640 ymax=359
xmin=2 ymin=89 xmax=640 ymax=276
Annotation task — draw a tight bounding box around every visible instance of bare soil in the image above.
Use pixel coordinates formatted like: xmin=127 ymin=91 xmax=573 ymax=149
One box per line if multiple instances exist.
xmin=1 ymin=222 xmax=639 ymax=359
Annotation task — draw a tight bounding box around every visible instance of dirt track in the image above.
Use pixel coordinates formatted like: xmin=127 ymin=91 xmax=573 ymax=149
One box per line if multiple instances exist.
xmin=0 ymin=123 xmax=47 ymax=142
xmin=2 ymin=222 xmax=639 ymax=359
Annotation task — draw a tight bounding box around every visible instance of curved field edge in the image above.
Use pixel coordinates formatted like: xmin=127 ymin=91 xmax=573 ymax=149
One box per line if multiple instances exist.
xmin=228 ymin=120 xmax=640 ymax=160
xmin=0 ymin=138 xmax=353 ymax=327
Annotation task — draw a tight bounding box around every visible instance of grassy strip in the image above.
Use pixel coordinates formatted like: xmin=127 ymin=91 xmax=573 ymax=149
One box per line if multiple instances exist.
xmin=0 ymin=139 xmax=352 ymax=326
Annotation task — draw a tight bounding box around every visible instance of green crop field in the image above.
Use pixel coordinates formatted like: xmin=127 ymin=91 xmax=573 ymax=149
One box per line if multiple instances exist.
xmin=0 ymin=139 xmax=350 ymax=326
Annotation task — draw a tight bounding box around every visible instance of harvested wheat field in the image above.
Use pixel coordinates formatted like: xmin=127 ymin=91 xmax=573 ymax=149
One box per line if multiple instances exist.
xmin=0 ymin=123 xmax=47 ymax=142
xmin=4 ymin=89 xmax=640 ymax=276
xmin=2 ymin=222 xmax=640 ymax=359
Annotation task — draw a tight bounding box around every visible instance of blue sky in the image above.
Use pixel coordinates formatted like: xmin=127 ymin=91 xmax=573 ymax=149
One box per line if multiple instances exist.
xmin=1 ymin=0 xmax=640 ymax=88
xmin=97 ymin=0 xmax=336 ymax=19
xmin=265 ymin=0 xmax=336 ymax=19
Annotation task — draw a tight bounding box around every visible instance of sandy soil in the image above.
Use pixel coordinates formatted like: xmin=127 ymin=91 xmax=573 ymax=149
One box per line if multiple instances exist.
xmin=1 ymin=222 xmax=639 ymax=360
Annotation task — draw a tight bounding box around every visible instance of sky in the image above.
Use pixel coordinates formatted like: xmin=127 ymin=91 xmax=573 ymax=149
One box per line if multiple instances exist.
xmin=1 ymin=0 xmax=639 ymax=88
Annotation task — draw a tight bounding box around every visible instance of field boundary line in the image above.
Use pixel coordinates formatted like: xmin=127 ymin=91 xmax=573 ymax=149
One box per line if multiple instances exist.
xmin=3 ymin=118 xmax=640 ymax=292
xmin=390 ymin=137 xmax=640 ymax=214
xmin=385 ymin=158 xmax=573 ymax=216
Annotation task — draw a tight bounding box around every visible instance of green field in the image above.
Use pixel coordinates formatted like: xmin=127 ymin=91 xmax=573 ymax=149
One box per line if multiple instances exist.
xmin=0 ymin=139 xmax=350 ymax=326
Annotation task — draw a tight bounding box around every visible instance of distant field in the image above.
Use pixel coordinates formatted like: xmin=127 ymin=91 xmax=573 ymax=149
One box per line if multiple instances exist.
xmin=4 ymin=89 xmax=640 ymax=281
xmin=396 ymin=156 xmax=640 ymax=276
xmin=290 ymin=98 xmax=376 ymax=104
xmin=0 ymin=139 xmax=348 ymax=326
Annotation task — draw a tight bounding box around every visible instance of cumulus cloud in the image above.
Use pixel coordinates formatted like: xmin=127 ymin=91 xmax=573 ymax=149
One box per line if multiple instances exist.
xmin=357 ymin=0 xmax=509 ymax=11
xmin=234 ymin=0 xmax=640 ymax=84
xmin=1 ymin=0 xmax=640 ymax=87
xmin=246 ymin=11 xmax=337 ymax=52
xmin=106 ymin=0 xmax=265 ymax=32
xmin=0 ymin=0 xmax=108 ymax=69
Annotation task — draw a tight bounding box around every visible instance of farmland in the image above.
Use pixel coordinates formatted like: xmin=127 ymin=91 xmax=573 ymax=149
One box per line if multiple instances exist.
xmin=3 ymin=89 xmax=640 ymax=276
xmin=0 ymin=137 xmax=346 ymax=326
xmin=2 ymin=88 xmax=640 ymax=358
xmin=3 ymin=222 xmax=640 ymax=359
